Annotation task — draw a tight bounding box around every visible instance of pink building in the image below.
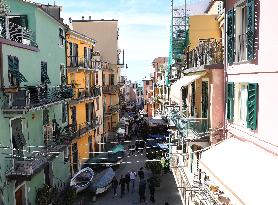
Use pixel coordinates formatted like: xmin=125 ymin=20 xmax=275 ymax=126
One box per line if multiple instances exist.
xmin=199 ymin=1 xmax=278 ymax=205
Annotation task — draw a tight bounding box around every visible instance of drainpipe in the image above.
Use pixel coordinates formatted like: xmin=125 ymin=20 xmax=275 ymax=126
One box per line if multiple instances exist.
xmin=223 ymin=1 xmax=228 ymax=141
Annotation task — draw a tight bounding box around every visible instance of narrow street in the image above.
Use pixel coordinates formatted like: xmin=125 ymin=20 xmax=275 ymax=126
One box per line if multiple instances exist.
xmin=74 ymin=140 xmax=182 ymax=205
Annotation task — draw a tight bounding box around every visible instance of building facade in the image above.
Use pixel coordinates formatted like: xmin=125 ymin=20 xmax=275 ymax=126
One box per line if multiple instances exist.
xmin=71 ymin=18 xmax=121 ymax=146
xmin=0 ymin=0 xmax=72 ymax=204
xmin=66 ymin=29 xmax=102 ymax=174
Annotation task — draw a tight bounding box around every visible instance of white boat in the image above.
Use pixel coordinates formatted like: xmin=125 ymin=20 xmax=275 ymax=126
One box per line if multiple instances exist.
xmin=70 ymin=167 xmax=94 ymax=193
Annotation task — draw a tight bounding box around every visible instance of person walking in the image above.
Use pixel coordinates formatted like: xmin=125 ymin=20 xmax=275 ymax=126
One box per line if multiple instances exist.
xmin=125 ymin=172 xmax=131 ymax=193
xmin=139 ymin=176 xmax=146 ymax=203
xmin=130 ymin=170 xmax=136 ymax=192
xmin=119 ymin=175 xmax=126 ymax=198
xmin=112 ymin=176 xmax=118 ymax=197
xmin=148 ymin=177 xmax=156 ymax=203
xmin=138 ymin=167 xmax=144 ymax=179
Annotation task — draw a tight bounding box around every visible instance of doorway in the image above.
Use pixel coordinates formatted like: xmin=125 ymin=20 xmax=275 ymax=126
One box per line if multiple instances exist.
xmin=15 ymin=184 xmax=26 ymax=205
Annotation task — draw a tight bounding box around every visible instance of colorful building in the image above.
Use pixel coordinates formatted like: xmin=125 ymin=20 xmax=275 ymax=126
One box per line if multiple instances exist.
xmin=199 ymin=0 xmax=278 ymax=205
xmin=142 ymin=76 xmax=154 ymax=117
xmin=71 ymin=19 xmax=121 ymax=144
xmin=65 ymin=29 xmax=102 ymax=173
xmin=0 ymin=0 xmax=72 ymax=204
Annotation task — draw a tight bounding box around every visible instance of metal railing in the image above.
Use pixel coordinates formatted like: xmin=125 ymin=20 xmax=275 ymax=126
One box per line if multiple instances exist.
xmin=169 ymin=110 xmax=209 ymax=139
xmin=185 ymin=38 xmax=223 ymax=69
xmin=103 ymin=85 xmax=119 ymax=94
xmin=0 ymin=18 xmax=37 ymax=47
xmin=3 ymin=85 xmax=73 ymax=112
xmin=71 ymin=86 xmax=101 ymax=101
xmin=65 ymin=121 xmax=98 ymax=140
xmin=67 ymin=56 xmax=92 ymax=69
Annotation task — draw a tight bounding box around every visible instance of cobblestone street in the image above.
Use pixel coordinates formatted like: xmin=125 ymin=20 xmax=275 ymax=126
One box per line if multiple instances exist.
xmin=74 ymin=147 xmax=182 ymax=205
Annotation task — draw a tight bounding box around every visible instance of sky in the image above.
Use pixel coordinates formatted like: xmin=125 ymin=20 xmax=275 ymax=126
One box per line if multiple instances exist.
xmin=34 ymin=0 xmax=209 ymax=82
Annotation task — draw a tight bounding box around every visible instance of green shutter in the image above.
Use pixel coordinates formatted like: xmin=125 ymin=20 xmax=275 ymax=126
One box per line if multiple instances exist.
xmin=8 ymin=55 xmax=14 ymax=70
xmin=227 ymin=82 xmax=234 ymax=120
xmin=227 ymin=9 xmax=235 ymax=64
xmin=41 ymin=62 xmax=51 ymax=84
xmin=247 ymin=0 xmax=255 ymax=61
xmin=246 ymin=83 xmax=258 ymax=130
xmin=19 ymin=15 xmax=28 ymax=29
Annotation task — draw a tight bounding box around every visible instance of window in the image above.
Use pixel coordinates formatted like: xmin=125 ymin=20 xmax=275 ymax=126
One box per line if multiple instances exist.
xmin=95 ymin=73 xmax=98 ymax=85
xmin=62 ymin=103 xmax=67 ymax=123
xmin=41 ymin=61 xmax=50 ymax=84
xmin=246 ymin=83 xmax=258 ymax=130
xmin=60 ymin=64 xmax=66 ymax=85
xmin=111 ymin=74 xmax=115 ymax=85
xmin=235 ymin=5 xmax=247 ymax=62
xmin=146 ymin=81 xmax=149 ymax=86
xmin=8 ymin=55 xmax=27 ymax=86
xmin=64 ymin=146 xmax=69 ymax=163
xmin=96 ymin=97 xmax=99 ymax=110
xmin=59 ymin=28 xmax=65 ymax=46
xmin=227 ymin=83 xmax=235 ymax=120
xmin=238 ymin=84 xmax=248 ymax=124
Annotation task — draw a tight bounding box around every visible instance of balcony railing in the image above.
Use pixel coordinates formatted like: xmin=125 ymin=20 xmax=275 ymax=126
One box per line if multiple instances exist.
xmin=3 ymin=85 xmax=73 ymax=114
xmin=105 ymin=104 xmax=120 ymax=115
xmin=6 ymin=134 xmax=70 ymax=181
xmin=0 ymin=18 xmax=37 ymax=47
xmin=64 ymin=121 xmax=99 ymax=140
xmin=71 ymin=86 xmax=101 ymax=102
xmin=185 ymin=38 xmax=223 ymax=69
xmin=67 ymin=56 xmax=92 ymax=69
xmin=103 ymin=85 xmax=119 ymax=94
xmin=169 ymin=110 xmax=209 ymax=140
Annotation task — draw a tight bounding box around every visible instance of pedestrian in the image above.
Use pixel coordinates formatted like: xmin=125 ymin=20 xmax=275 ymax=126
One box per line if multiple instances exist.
xmin=120 ymin=175 xmax=126 ymax=198
xmin=112 ymin=176 xmax=118 ymax=197
xmin=139 ymin=176 xmax=146 ymax=203
xmin=125 ymin=172 xmax=131 ymax=193
xmin=148 ymin=177 xmax=156 ymax=203
xmin=129 ymin=170 xmax=136 ymax=192
xmin=138 ymin=167 xmax=144 ymax=179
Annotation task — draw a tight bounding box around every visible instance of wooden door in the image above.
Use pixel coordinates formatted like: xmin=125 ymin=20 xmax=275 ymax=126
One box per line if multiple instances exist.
xmin=15 ymin=187 xmax=23 ymax=205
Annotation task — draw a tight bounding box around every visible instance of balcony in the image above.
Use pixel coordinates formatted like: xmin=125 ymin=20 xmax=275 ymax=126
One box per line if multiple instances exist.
xmin=0 ymin=17 xmax=37 ymax=47
xmin=3 ymin=85 xmax=73 ymax=115
xmin=185 ymin=38 xmax=223 ymax=70
xmin=6 ymin=135 xmax=70 ymax=181
xmin=105 ymin=104 xmax=120 ymax=116
xmin=169 ymin=110 xmax=209 ymax=140
xmin=71 ymin=86 xmax=101 ymax=103
xmin=64 ymin=121 xmax=99 ymax=140
xmin=103 ymin=85 xmax=119 ymax=95
xmin=67 ymin=56 xmax=92 ymax=69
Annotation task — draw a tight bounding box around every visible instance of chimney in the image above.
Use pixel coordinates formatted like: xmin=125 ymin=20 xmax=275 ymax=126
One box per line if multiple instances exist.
xmin=89 ymin=16 xmax=91 ymax=20
xmin=82 ymin=16 xmax=84 ymax=20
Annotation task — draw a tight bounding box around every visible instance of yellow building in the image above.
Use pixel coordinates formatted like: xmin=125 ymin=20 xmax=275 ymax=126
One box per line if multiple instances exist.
xmin=66 ymin=30 xmax=102 ymax=174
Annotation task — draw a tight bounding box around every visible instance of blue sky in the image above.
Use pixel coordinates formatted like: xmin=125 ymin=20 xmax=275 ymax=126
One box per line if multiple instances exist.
xmin=33 ymin=0 xmax=172 ymax=82
xmin=34 ymin=0 xmax=209 ymax=82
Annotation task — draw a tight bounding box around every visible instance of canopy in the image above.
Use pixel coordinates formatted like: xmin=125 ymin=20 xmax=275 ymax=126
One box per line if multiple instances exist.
xmin=111 ymin=144 xmax=124 ymax=153
xmin=170 ymin=73 xmax=205 ymax=103
xmin=200 ymin=137 xmax=278 ymax=205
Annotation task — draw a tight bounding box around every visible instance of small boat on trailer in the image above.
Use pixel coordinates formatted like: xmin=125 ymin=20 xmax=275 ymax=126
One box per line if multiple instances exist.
xmin=89 ymin=167 xmax=115 ymax=194
xmin=70 ymin=167 xmax=94 ymax=193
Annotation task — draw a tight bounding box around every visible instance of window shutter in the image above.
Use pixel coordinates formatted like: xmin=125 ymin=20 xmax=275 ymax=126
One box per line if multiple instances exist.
xmin=227 ymin=82 xmax=234 ymax=120
xmin=247 ymin=0 xmax=255 ymax=61
xmin=13 ymin=57 xmax=19 ymax=70
xmin=227 ymin=9 xmax=235 ymax=64
xmin=19 ymin=15 xmax=28 ymax=29
xmin=8 ymin=55 xmax=14 ymax=70
xmin=246 ymin=83 xmax=258 ymax=130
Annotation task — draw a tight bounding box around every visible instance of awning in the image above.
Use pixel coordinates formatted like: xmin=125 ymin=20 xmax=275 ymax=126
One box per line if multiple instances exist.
xmin=170 ymin=72 xmax=205 ymax=103
xmin=200 ymin=138 xmax=278 ymax=205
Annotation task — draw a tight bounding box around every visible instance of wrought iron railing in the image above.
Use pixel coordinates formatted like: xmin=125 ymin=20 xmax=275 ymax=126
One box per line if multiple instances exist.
xmin=71 ymin=86 xmax=101 ymax=101
xmin=64 ymin=121 xmax=98 ymax=141
xmin=6 ymin=134 xmax=70 ymax=180
xmin=105 ymin=104 xmax=120 ymax=115
xmin=169 ymin=110 xmax=209 ymax=139
xmin=67 ymin=56 xmax=92 ymax=69
xmin=0 ymin=18 xmax=37 ymax=47
xmin=3 ymin=85 xmax=73 ymax=112
xmin=185 ymin=38 xmax=223 ymax=69
xmin=103 ymin=85 xmax=119 ymax=94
